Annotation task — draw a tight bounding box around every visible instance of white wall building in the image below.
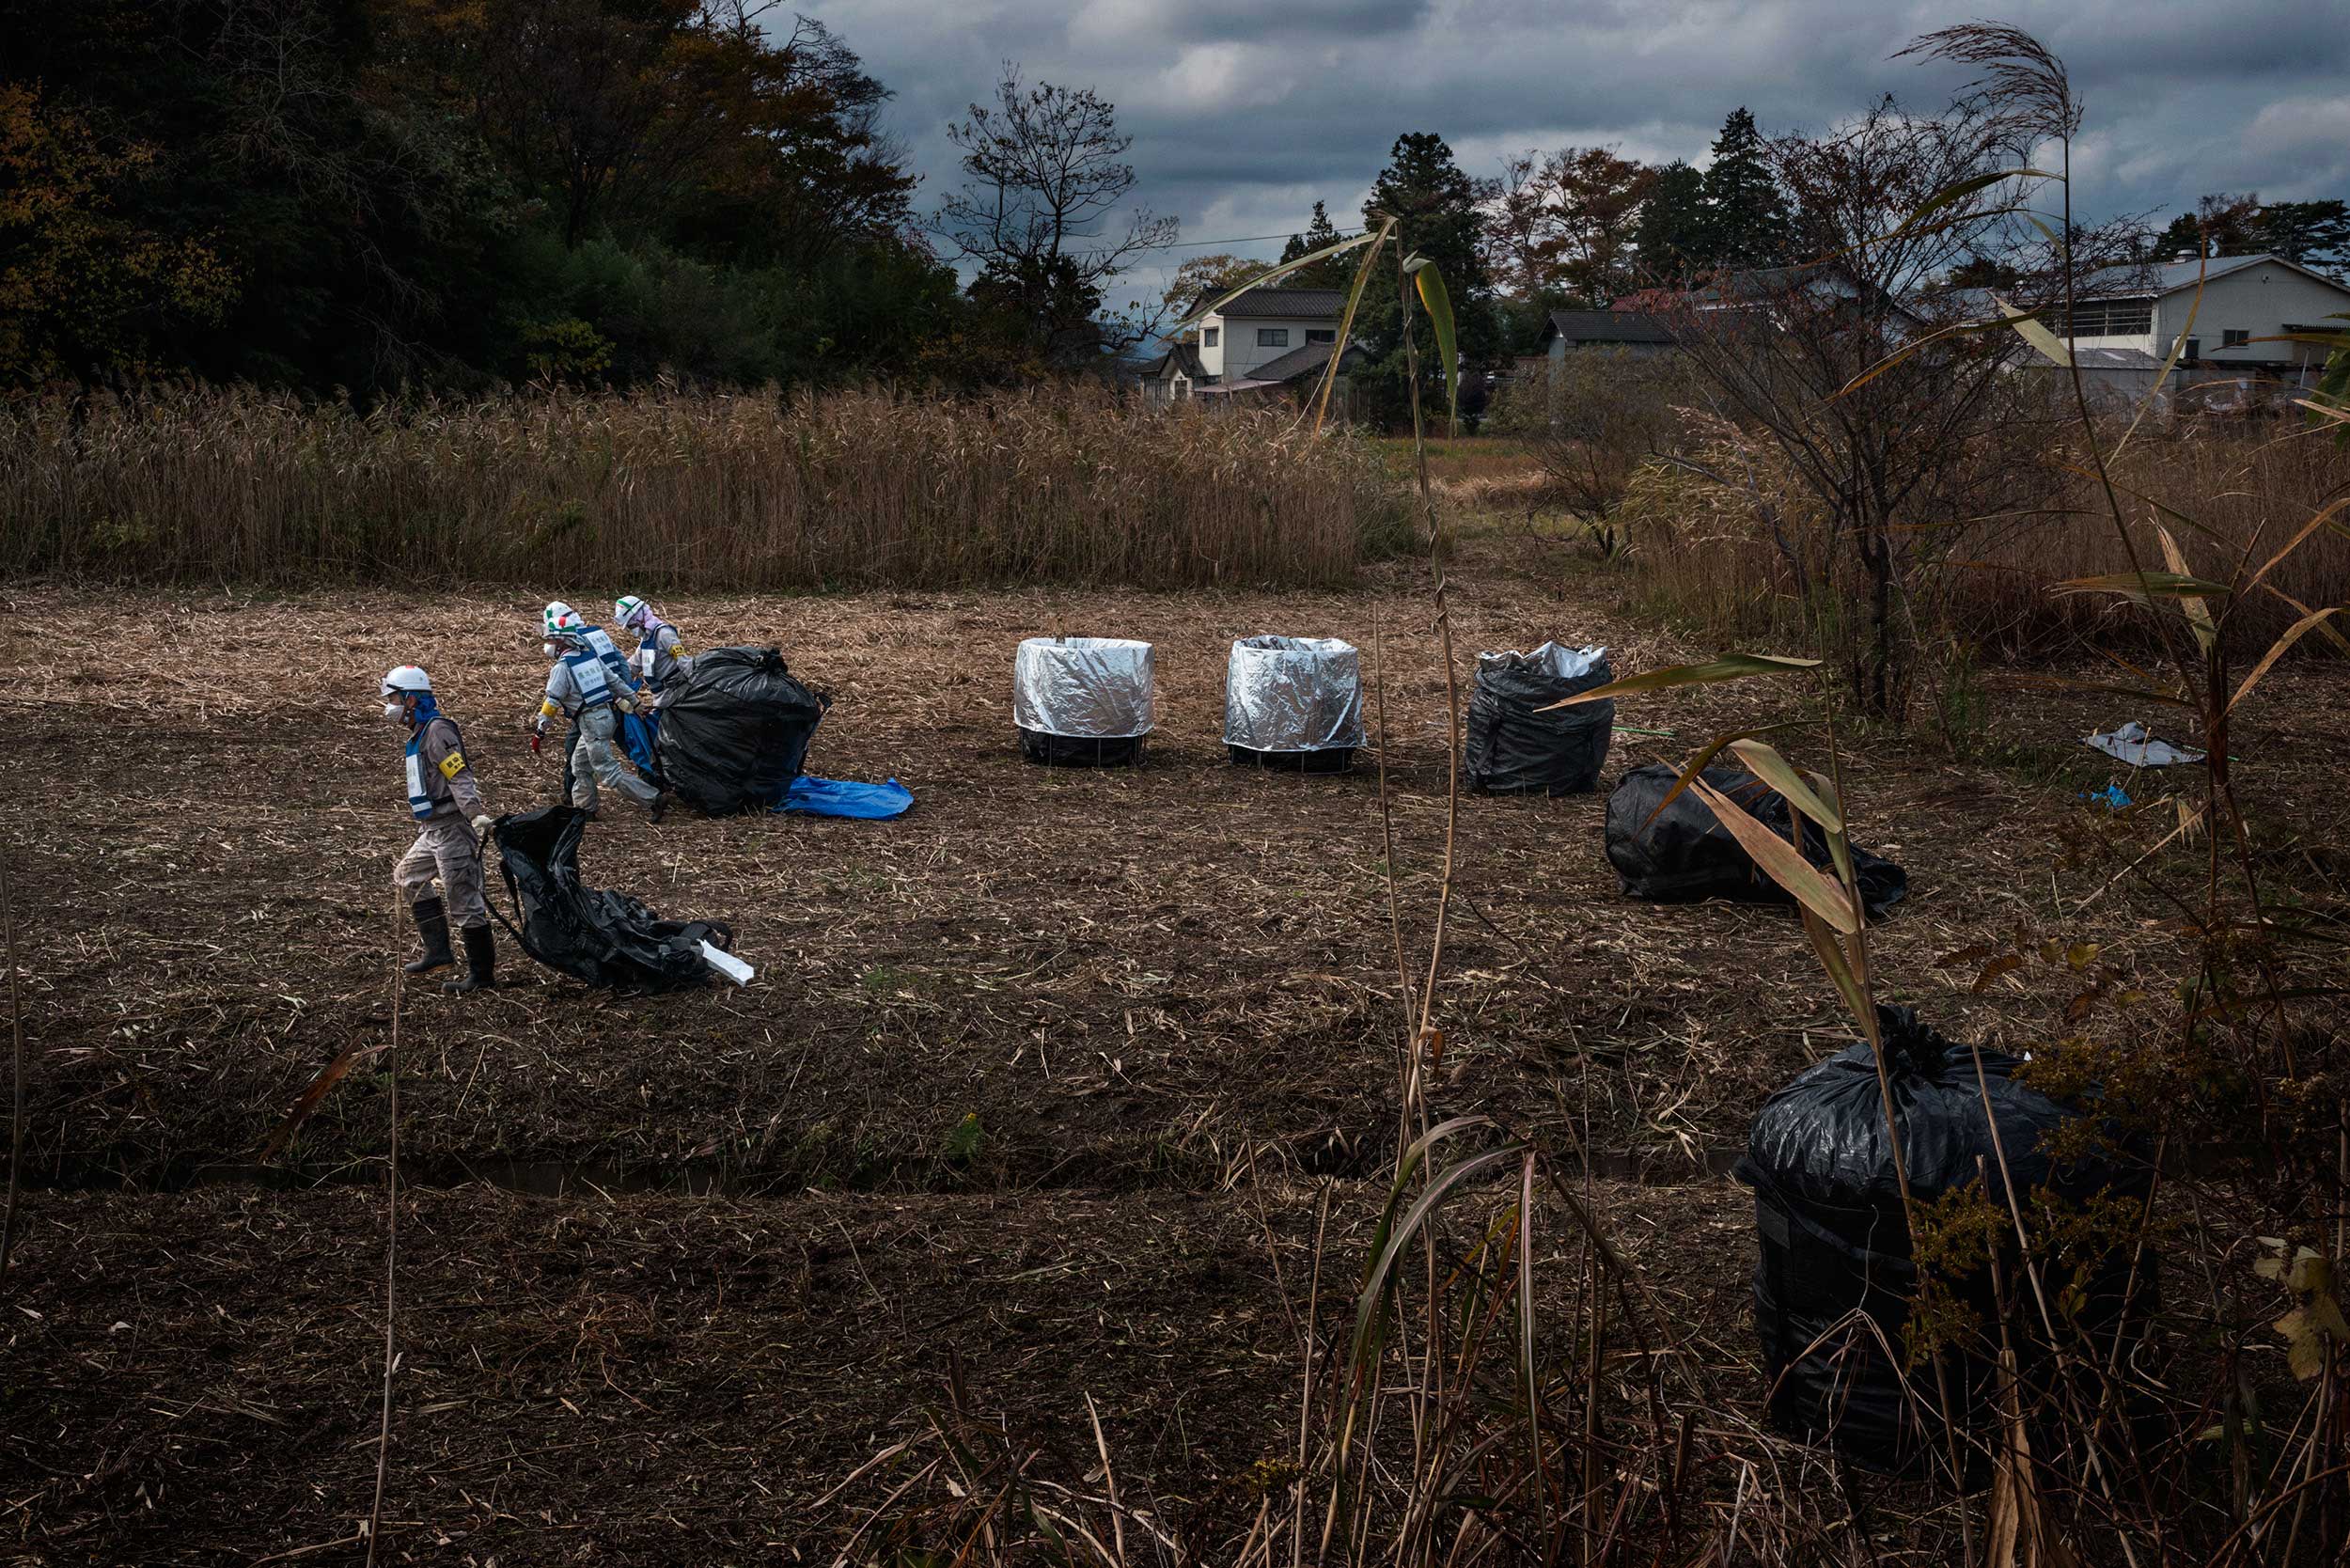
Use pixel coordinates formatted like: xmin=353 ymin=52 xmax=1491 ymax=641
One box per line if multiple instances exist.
xmin=2058 ymin=254 xmax=2349 ymax=380
xmin=1145 ymin=287 xmax=1359 ymax=403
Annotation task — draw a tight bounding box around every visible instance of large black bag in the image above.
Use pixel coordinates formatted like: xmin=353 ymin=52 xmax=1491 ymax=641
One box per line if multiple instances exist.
xmin=493 ymin=807 xmax=732 ymax=991
xmin=655 ymin=646 xmax=827 ymax=816
xmin=1737 ymin=1007 xmax=2150 ymax=1471
xmin=1465 ymin=645 xmax=1615 ymax=794
xmin=1605 ymin=762 xmax=1907 ymax=917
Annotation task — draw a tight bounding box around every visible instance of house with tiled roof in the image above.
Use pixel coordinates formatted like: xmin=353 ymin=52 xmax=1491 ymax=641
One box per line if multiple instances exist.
xmin=1143 ymin=286 xmax=1367 ymax=404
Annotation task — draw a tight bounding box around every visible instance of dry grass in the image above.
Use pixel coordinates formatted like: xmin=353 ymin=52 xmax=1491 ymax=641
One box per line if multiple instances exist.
xmin=1377 ymin=435 xmax=1546 ymax=487
xmin=1617 ymin=420 xmax=2350 ymax=659
xmin=0 ymin=384 xmax=1413 ymax=590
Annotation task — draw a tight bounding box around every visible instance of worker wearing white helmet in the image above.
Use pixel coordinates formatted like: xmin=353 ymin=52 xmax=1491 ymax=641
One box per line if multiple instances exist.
xmin=613 ymin=594 xmax=694 ymax=705
xmin=535 ymin=602 xmax=671 ymax=822
xmin=383 ymin=666 xmax=499 ymax=994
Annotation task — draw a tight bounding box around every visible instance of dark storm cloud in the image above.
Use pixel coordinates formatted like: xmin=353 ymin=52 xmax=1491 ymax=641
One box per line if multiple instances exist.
xmin=808 ymin=0 xmax=2350 ymax=294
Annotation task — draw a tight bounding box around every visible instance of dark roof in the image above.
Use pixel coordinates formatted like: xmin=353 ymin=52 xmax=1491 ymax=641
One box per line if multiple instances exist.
xmin=1244 ymin=337 xmax=1362 ymax=384
xmin=1214 ymin=287 xmax=1347 ymax=320
xmin=1146 ymin=341 xmax=1209 ymax=381
xmin=1544 ymin=308 xmax=1673 ymax=345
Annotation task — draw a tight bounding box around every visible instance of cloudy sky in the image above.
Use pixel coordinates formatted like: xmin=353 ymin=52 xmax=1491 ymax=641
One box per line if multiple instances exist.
xmin=809 ymin=0 xmax=2350 ymax=302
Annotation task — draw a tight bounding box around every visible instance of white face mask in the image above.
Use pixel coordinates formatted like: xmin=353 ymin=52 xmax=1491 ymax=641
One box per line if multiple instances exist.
xmin=384 ymin=700 xmax=405 ymax=722
xmin=543 ymin=641 xmax=562 ymax=658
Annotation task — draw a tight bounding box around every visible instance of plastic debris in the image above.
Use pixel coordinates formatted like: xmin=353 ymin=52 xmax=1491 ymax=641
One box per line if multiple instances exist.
xmin=699 ymin=941 xmax=754 ymax=986
xmin=2079 ymin=784 xmax=2132 ymax=810
xmin=2083 ymin=720 xmax=2204 ymax=768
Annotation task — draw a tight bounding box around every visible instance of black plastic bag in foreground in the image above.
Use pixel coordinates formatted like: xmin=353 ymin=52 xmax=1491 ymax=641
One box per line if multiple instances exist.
xmin=493 ymin=807 xmax=732 ymax=991
xmin=1465 ymin=644 xmax=1615 ymax=794
xmin=656 ymin=646 xmax=828 ymax=816
xmin=1735 ymin=1007 xmax=2150 ymax=1471
xmin=1605 ymin=762 xmax=1907 ymax=917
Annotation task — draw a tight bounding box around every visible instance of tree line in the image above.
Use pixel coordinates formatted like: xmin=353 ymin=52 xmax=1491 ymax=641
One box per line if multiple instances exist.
xmin=0 ymin=1 xmax=1194 ymax=397
xmin=7 ymin=5 xmax=2343 ymax=404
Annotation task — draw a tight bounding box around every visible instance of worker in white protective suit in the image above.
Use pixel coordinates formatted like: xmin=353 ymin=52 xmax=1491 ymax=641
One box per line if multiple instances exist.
xmin=613 ymin=594 xmax=694 ymax=707
xmin=534 ymin=601 xmax=673 ymax=822
xmin=383 ymin=666 xmax=499 ymax=994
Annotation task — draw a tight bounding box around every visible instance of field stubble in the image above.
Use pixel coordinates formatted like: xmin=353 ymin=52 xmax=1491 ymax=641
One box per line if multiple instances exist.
xmin=2 ymin=534 xmax=2344 ymax=1560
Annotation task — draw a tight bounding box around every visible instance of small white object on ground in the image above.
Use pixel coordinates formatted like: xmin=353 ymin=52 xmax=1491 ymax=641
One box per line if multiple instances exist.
xmin=700 ymin=941 xmax=754 ymax=986
xmin=2083 ymin=720 xmax=2205 ymax=768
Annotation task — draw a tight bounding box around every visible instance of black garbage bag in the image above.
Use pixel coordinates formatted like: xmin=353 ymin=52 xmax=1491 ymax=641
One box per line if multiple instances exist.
xmin=1606 ymin=762 xmax=1907 ymax=917
xmin=492 ymin=807 xmax=733 ymax=991
xmin=1465 ymin=644 xmax=1615 ymax=794
xmin=1736 ymin=1007 xmax=2151 ymax=1471
xmin=655 ymin=646 xmax=828 ymax=816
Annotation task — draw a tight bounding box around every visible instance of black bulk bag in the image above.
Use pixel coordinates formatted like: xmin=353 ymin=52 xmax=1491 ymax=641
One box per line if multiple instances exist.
xmin=1606 ymin=762 xmax=1907 ymax=917
xmin=1465 ymin=644 xmax=1615 ymax=794
xmin=1736 ymin=1007 xmax=2150 ymax=1471
xmin=492 ymin=807 xmax=734 ymax=991
xmin=654 ymin=646 xmax=827 ymax=816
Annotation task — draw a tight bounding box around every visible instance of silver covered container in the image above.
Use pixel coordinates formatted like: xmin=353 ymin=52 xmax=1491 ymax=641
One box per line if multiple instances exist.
xmin=1478 ymin=641 xmax=1608 ymax=683
xmin=1223 ymin=635 xmax=1366 ymax=752
xmin=1013 ymin=636 xmax=1156 ymax=739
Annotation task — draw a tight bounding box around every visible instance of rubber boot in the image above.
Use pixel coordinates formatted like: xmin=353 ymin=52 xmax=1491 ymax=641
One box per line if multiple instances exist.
xmin=403 ymin=897 xmax=455 ymax=976
xmin=649 ymin=789 xmax=677 ymax=824
xmin=443 ymin=924 xmax=495 ymax=995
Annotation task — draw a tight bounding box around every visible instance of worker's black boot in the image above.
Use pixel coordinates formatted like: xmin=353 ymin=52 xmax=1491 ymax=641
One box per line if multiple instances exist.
xmin=649 ymin=789 xmax=676 ymax=824
xmin=443 ymin=924 xmax=495 ymax=995
xmin=403 ymin=898 xmax=455 ymax=976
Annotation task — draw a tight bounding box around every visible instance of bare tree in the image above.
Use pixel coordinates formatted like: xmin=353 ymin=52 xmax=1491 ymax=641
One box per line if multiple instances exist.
xmin=935 ymin=66 xmax=1177 ymax=364
xmin=1666 ymin=95 xmax=2062 ymax=719
xmin=1486 ymin=348 xmax=1696 ymax=556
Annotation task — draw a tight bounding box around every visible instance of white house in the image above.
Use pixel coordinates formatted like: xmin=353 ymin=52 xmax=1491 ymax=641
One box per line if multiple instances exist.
xmin=2054 ymin=254 xmax=2349 ymax=381
xmin=1144 ymin=286 xmax=1366 ymax=404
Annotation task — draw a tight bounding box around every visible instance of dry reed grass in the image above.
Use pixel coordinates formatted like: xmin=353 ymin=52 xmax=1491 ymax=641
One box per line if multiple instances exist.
xmin=1619 ymin=421 xmax=2350 ymax=658
xmin=0 ymin=384 xmax=1412 ymax=590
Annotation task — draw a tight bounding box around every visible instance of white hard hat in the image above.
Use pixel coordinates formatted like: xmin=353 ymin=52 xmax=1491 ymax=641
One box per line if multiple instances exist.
xmin=381 ymin=665 xmax=432 ymax=697
xmin=542 ymin=601 xmax=582 ymax=638
xmin=615 ymin=594 xmax=647 ymax=626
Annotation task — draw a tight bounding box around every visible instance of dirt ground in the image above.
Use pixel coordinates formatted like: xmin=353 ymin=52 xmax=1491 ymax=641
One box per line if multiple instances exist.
xmin=1 ymin=533 xmax=2342 ymax=1560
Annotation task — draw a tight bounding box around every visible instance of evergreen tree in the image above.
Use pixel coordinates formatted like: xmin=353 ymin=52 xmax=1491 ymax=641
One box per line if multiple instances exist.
xmin=2252 ymin=199 xmax=2350 ymax=272
xmin=1354 ymin=133 xmax=1498 ymax=428
xmin=1700 ymin=108 xmax=1787 ymax=272
xmin=1634 ymin=159 xmax=1709 ymax=280
xmin=1277 ymin=200 xmax=1351 ymax=287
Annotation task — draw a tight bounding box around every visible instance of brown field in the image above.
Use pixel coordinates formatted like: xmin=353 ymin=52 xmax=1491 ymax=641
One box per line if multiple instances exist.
xmin=2 ymin=532 xmax=2342 ymax=1561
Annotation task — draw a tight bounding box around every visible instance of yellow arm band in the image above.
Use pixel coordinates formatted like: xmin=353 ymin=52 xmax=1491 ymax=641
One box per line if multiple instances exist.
xmin=538 ymin=698 xmax=561 ymax=719
xmin=438 ymin=750 xmax=467 ymax=780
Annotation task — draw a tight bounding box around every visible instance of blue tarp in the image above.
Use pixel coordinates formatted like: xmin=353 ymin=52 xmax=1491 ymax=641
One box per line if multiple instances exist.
xmin=778 ymin=776 xmax=914 ymax=819
xmin=615 ymin=709 xmax=909 ymax=818
xmin=619 ymin=711 xmax=662 ymax=776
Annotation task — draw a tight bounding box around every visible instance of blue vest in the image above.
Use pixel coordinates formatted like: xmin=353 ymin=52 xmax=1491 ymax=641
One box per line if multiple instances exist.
xmin=403 ymin=731 xmax=433 ymax=821
xmin=582 ymin=627 xmax=640 ymax=694
xmin=563 ymin=648 xmax=614 ymax=709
